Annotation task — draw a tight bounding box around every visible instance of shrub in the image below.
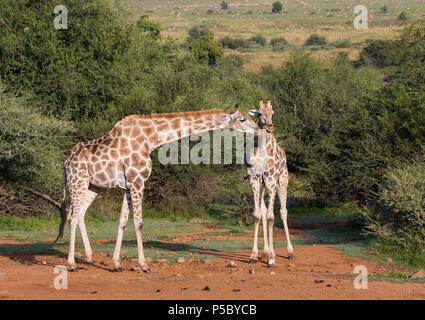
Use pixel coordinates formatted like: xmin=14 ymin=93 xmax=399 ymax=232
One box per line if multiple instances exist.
xmin=220 ymin=1 xmax=229 ymax=10
xmin=225 ymin=54 xmax=245 ymax=68
xmin=136 ymin=14 xmax=161 ymax=39
xmin=360 ymin=158 xmax=425 ymax=257
xmin=186 ymin=26 xmax=224 ymax=65
xmin=398 ymin=12 xmax=408 ymax=21
xmin=358 ymin=22 xmax=425 ymax=89
xmin=358 ymin=39 xmax=398 ymax=68
xmin=0 ymin=89 xmax=75 ymax=185
xmin=305 ymin=34 xmax=327 ymax=46
xmin=0 ymin=0 xmax=168 ymax=121
xmin=220 ymin=36 xmax=236 ymax=49
xmin=249 ymin=34 xmax=267 ymax=46
xmin=272 ymin=1 xmax=283 ymax=13
xmin=329 ymin=39 xmax=353 ymax=48
xmin=270 ymin=37 xmax=288 ymax=47
xmin=219 ymin=37 xmax=250 ymax=49
xmin=260 ymin=53 xmax=385 ymax=206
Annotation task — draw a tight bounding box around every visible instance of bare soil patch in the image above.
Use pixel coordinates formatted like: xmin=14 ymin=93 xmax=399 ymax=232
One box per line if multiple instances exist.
xmin=1 ymin=239 xmax=424 ymax=300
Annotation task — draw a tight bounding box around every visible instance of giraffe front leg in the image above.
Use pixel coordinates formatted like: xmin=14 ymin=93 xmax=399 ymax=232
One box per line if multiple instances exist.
xmin=112 ymin=192 xmax=130 ymax=272
xmin=281 ymin=207 xmax=295 ymax=260
xmin=260 ymin=189 xmax=270 ymax=261
xmin=130 ymin=183 xmax=150 ymax=273
xmin=266 ymin=188 xmax=277 ymax=266
xmin=250 ymin=216 xmax=261 ymax=263
xmin=249 ymin=176 xmax=262 ymax=263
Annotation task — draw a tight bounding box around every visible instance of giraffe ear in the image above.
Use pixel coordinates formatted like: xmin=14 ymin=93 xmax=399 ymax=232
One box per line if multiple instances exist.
xmin=249 ymin=110 xmax=261 ymax=117
xmin=229 ymin=110 xmax=241 ymax=120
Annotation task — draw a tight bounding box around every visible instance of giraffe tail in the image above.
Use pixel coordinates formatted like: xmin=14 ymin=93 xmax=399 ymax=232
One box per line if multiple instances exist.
xmin=54 ymin=167 xmax=68 ymax=244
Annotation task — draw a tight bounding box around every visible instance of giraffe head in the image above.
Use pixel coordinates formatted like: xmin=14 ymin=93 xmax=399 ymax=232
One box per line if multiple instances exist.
xmin=249 ymin=99 xmax=274 ymax=133
xmin=226 ymin=105 xmax=258 ymax=135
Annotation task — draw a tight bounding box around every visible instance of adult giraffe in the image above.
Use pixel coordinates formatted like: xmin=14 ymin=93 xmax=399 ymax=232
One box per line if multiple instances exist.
xmin=245 ymin=100 xmax=294 ymax=266
xmin=56 ymin=107 xmax=258 ymax=273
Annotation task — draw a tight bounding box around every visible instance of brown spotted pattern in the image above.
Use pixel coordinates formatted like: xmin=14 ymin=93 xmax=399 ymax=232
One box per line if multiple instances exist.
xmin=62 ymin=108 xmax=258 ymax=272
xmin=246 ymin=100 xmax=294 ymax=266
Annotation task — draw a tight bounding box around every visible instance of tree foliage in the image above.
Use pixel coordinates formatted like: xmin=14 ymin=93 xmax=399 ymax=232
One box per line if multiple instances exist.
xmin=186 ymin=26 xmax=224 ymax=66
xmin=0 ymin=0 xmax=168 ymax=121
xmin=272 ymin=2 xmax=283 ymax=13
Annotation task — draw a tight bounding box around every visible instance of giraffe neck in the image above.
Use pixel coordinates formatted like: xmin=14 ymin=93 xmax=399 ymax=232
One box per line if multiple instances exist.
xmin=255 ymin=126 xmax=273 ymax=152
xmin=123 ymin=110 xmax=231 ymax=153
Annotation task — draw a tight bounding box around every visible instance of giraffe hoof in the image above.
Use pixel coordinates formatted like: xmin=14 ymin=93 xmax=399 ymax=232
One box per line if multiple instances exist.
xmin=249 ymin=259 xmax=258 ymax=264
xmin=267 ymin=259 xmax=276 ymax=266
xmin=288 ymin=253 xmax=295 ymax=260
xmin=69 ymin=268 xmax=79 ymax=273
xmin=143 ymin=269 xmax=151 ymax=274
xmin=112 ymin=267 xmax=123 ymax=273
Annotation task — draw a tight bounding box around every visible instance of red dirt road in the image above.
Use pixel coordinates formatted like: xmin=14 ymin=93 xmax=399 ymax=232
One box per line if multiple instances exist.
xmin=1 ymin=244 xmax=424 ymax=300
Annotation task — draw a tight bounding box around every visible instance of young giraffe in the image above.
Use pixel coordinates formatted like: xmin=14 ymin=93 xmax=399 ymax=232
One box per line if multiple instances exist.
xmin=245 ymin=100 xmax=294 ymax=266
xmin=56 ymin=107 xmax=258 ymax=273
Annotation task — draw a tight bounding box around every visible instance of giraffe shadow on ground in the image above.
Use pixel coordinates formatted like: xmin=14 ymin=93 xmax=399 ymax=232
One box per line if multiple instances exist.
xmin=0 ymin=237 xmax=294 ymax=271
xmin=0 ymin=242 xmax=68 ymax=267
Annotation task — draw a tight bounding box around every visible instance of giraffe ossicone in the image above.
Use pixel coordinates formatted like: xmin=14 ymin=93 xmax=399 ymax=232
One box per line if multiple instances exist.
xmin=56 ymin=107 xmax=258 ymax=273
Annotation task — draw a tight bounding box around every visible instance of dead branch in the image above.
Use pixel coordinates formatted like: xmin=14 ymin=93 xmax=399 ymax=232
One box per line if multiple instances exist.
xmin=24 ymin=187 xmax=61 ymax=209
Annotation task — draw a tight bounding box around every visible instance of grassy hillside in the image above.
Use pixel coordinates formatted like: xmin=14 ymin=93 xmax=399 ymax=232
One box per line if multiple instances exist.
xmin=124 ymin=0 xmax=425 ymax=71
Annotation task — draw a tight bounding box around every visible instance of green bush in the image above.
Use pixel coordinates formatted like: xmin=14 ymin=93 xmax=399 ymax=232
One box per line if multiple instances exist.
xmin=0 ymin=88 xmax=75 ymax=217
xmin=358 ymin=39 xmax=398 ymax=68
xmin=220 ymin=37 xmax=250 ymax=50
xmin=249 ymin=34 xmax=267 ymax=46
xmin=0 ymin=89 xmax=75 ymax=184
xmin=272 ymin=1 xmax=283 ymax=13
xmin=398 ymin=12 xmax=408 ymax=21
xmin=329 ymin=39 xmax=353 ymax=48
xmin=261 ymin=53 xmax=385 ymax=205
xmin=136 ymin=14 xmax=161 ymax=39
xmin=305 ymin=34 xmax=327 ymax=46
xmin=186 ymin=26 xmax=224 ymax=65
xmin=270 ymin=37 xmax=288 ymax=47
xmin=225 ymin=54 xmax=245 ymax=68
xmin=0 ymin=0 xmax=168 ymax=121
xmin=360 ymin=158 xmax=425 ymax=259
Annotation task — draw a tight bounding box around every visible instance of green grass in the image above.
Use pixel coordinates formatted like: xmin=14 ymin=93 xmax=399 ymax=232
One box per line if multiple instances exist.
xmin=1 ymin=204 xmax=420 ymax=278
xmin=344 ymin=272 xmax=425 ymax=283
xmin=0 ymin=216 xmax=59 ymax=231
xmin=0 ymin=207 xmax=354 ymax=263
xmin=367 ymin=240 xmax=425 ymax=271
xmin=125 ymin=0 xmax=425 ymax=25
xmin=121 ymin=0 xmax=425 ymax=72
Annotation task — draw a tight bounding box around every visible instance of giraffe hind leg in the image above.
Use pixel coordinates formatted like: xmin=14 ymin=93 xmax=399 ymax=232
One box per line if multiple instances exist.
xmin=78 ymin=189 xmax=98 ymax=264
xmin=249 ymin=176 xmax=263 ymax=264
xmin=112 ymin=191 xmax=130 ymax=272
xmin=129 ymin=178 xmax=151 ymax=273
xmin=277 ymin=174 xmax=294 ymax=260
xmin=66 ymin=169 xmax=90 ymax=271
